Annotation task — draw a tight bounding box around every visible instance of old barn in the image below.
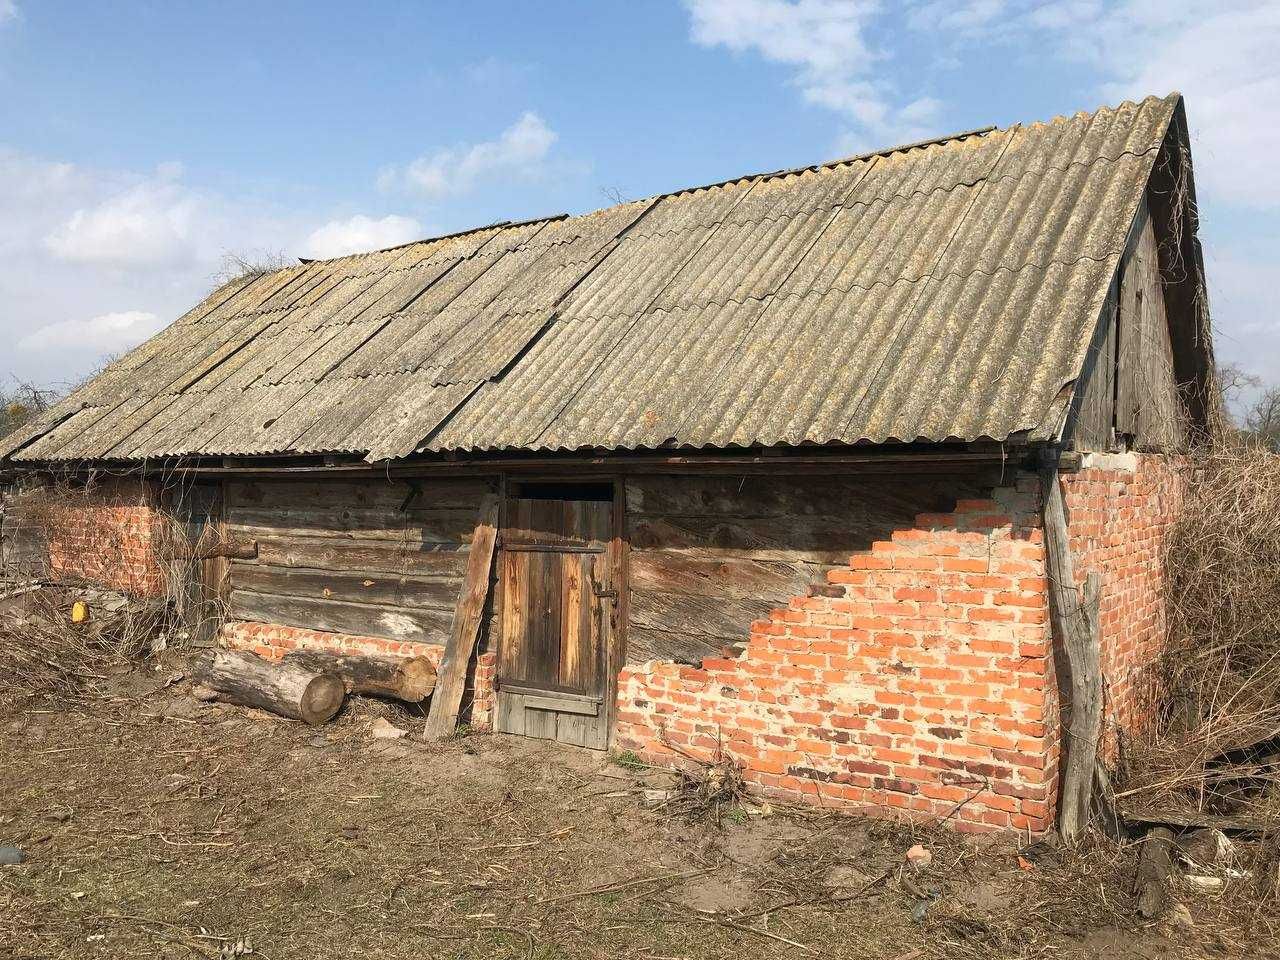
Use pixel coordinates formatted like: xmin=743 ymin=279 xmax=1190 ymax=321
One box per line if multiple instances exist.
xmin=0 ymin=94 xmax=1213 ymax=834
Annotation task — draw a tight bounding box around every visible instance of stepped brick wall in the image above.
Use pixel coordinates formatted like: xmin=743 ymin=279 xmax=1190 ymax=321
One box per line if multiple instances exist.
xmin=614 ymin=455 xmax=1184 ymax=834
xmin=614 ymin=478 xmax=1055 ymax=834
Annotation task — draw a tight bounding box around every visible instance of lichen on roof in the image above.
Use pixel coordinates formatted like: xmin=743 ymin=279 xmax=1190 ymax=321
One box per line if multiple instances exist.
xmin=1 ymin=94 xmax=1188 ymax=464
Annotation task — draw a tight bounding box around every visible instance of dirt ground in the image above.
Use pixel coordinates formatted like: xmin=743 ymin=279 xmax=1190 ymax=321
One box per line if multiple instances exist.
xmin=0 ymin=659 xmax=1271 ymax=960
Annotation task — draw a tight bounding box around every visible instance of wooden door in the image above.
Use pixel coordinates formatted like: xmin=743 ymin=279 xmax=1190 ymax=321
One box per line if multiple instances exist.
xmin=496 ymin=496 xmax=614 ymax=748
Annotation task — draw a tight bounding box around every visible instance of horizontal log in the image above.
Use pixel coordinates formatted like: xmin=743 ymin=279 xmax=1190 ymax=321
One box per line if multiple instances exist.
xmin=191 ymin=649 xmax=345 ymax=725
xmin=229 ymin=477 xmax=494 ymax=512
xmin=230 ymin=589 xmax=454 ymax=645
xmin=227 ymin=506 xmax=478 ymax=543
xmin=626 ymin=514 xmax=869 ymax=564
xmin=168 ymin=534 xmax=258 ymax=561
xmin=628 ymin=551 xmax=814 ymax=600
xmin=627 ymin=627 xmax=725 ymax=667
xmin=626 ymin=475 xmax=963 ymax=520
xmin=231 ymin=563 xmax=459 ymax=611
xmin=629 ymin=589 xmax=771 ymax=643
xmin=255 ymin=536 xmax=469 ymax=576
xmin=282 ymin=649 xmax=437 ymax=702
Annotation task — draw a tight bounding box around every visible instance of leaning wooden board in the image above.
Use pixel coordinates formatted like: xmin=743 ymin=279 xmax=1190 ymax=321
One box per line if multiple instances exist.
xmin=423 ymin=495 xmax=500 ymax=740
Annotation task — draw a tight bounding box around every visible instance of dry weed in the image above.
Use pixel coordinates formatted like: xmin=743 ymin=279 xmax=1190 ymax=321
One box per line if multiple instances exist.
xmin=1122 ymin=439 xmax=1280 ymax=822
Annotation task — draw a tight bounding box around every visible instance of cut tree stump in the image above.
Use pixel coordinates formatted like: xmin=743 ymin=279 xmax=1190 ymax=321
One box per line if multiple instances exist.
xmin=282 ymin=650 xmax=437 ymax=702
xmin=192 ymin=649 xmax=345 ymax=725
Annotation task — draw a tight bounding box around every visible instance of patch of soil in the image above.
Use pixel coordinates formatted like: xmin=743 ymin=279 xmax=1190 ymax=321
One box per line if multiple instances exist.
xmin=0 ymin=666 xmax=1273 ymax=959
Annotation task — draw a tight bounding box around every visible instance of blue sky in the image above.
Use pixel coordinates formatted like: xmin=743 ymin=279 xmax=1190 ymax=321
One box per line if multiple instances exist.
xmin=1 ymin=0 xmax=1275 ymax=399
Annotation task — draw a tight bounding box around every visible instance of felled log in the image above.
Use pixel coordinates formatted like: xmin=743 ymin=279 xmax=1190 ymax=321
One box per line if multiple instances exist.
xmin=192 ymin=649 xmax=344 ymax=725
xmin=282 ymin=650 xmax=437 ymax=702
xmin=1133 ymin=827 xmax=1176 ymax=919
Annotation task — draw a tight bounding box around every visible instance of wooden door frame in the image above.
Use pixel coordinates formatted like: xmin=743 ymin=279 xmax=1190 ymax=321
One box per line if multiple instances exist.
xmin=495 ymin=474 xmax=629 ymax=747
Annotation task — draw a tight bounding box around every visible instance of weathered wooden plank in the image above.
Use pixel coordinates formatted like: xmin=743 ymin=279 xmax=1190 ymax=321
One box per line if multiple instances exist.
xmin=1042 ymin=463 xmax=1104 ymax=841
xmin=231 ymin=563 xmax=459 ymax=610
xmin=627 ymin=627 xmax=726 ymax=666
xmin=255 ymin=536 xmax=469 ymax=575
xmin=561 ymin=552 xmax=583 ymax=689
xmin=230 ymin=589 xmax=454 ymax=644
xmin=629 ymin=589 xmax=773 ymax=644
xmin=424 ymin=494 xmax=500 ymax=740
xmin=228 ymin=506 xmax=479 ymax=543
xmin=499 ymin=548 xmax=527 ymax=681
xmin=629 ymin=551 xmax=814 ymax=600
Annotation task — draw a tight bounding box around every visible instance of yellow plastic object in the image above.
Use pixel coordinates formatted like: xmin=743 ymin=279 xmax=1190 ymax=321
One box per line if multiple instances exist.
xmin=70 ymin=600 xmax=89 ymax=624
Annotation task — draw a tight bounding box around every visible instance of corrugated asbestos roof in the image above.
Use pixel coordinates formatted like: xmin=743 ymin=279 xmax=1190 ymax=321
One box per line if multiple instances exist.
xmin=2 ymin=94 xmax=1182 ymax=464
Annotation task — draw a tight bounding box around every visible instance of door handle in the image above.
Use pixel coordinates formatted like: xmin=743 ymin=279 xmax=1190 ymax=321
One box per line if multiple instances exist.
xmin=594 ymin=587 xmax=618 ymax=602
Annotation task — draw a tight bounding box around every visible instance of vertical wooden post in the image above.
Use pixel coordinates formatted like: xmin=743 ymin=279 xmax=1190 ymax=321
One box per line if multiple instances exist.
xmin=424 ymin=494 xmax=500 ymax=740
xmin=1041 ymin=459 xmax=1104 ymax=840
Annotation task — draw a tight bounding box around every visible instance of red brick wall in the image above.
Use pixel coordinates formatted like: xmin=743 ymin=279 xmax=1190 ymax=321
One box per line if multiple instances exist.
xmin=1059 ymin=453 xmax=1184 ymax=757
xmin=614 ymin=479 xmax=1056 ymax=835
xmin=222 ymin=621 xmax=497 ymax=730
xmin=43 ymin=477 xmax=166 ymax=597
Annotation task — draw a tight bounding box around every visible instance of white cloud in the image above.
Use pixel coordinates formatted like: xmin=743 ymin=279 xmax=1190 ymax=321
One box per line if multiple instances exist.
xmin=44 ymin=179 xmax=202 ymax=267
xmin=0 ymin=1 xmax=18 ymax=26
xmin=18 ymin=310 xmax=163 ymax=353
xmin=907 ymin=1 xmax=1280 ymax=210
xmin=302 ymin=214 xmax=424 ymax=259
xmin=1084 ymin=1 xmax=1280 ymax=209
xmin=684 ymin=0 xmax=940 ymax=144
xmin=380 ymin=112 xmax=558 ymax=198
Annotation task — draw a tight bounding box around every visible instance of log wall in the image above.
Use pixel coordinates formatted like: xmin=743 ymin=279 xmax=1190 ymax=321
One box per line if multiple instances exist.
xmin=225 ymin=477 xmax=498 ymax=647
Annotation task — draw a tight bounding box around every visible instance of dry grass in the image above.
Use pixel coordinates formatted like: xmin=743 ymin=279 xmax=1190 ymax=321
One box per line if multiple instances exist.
xmin=1120 ymin=440 xmax=1280 ymax=824
xmin=0 ymin=588 xmax=165 ymax=703
xmin=4 ymin=671 xmax=1277 ymax=960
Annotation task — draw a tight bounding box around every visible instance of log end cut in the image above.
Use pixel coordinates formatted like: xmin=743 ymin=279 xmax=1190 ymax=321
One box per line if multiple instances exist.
xmin=298 ymin=673 xmax=346 ymax=725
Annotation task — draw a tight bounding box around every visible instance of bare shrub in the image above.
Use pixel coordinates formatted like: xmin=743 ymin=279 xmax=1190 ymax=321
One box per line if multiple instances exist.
xmin=211 ymin=250 xmax=293 ymax=288
xmin=0 ymin=472 xmax=237 ymax=706
xmin=1121 ymin=439 xmax=1280 ymax=819
xmin=0 ymin=587 xmax=165 ymax=704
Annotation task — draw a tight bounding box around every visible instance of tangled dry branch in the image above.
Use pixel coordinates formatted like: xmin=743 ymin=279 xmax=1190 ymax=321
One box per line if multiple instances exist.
xmin=1122 ymin=439 xmax=1280 ymax=820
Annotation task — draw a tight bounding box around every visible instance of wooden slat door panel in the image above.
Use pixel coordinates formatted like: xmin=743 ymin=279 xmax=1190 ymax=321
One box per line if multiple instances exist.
xmin=496 ymin=496 xmax=613 ymax=749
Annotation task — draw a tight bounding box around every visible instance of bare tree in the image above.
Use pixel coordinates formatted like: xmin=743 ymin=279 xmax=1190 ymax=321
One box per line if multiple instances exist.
xmin=0 ymin=382 xmax=58 ymax=438
xmin=1217 ymin=363 xmax=1280 ymax=452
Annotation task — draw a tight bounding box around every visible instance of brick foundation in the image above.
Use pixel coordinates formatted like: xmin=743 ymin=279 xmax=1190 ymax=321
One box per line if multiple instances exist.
xmin=221 ymin=621 xmax=497 ymax=730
